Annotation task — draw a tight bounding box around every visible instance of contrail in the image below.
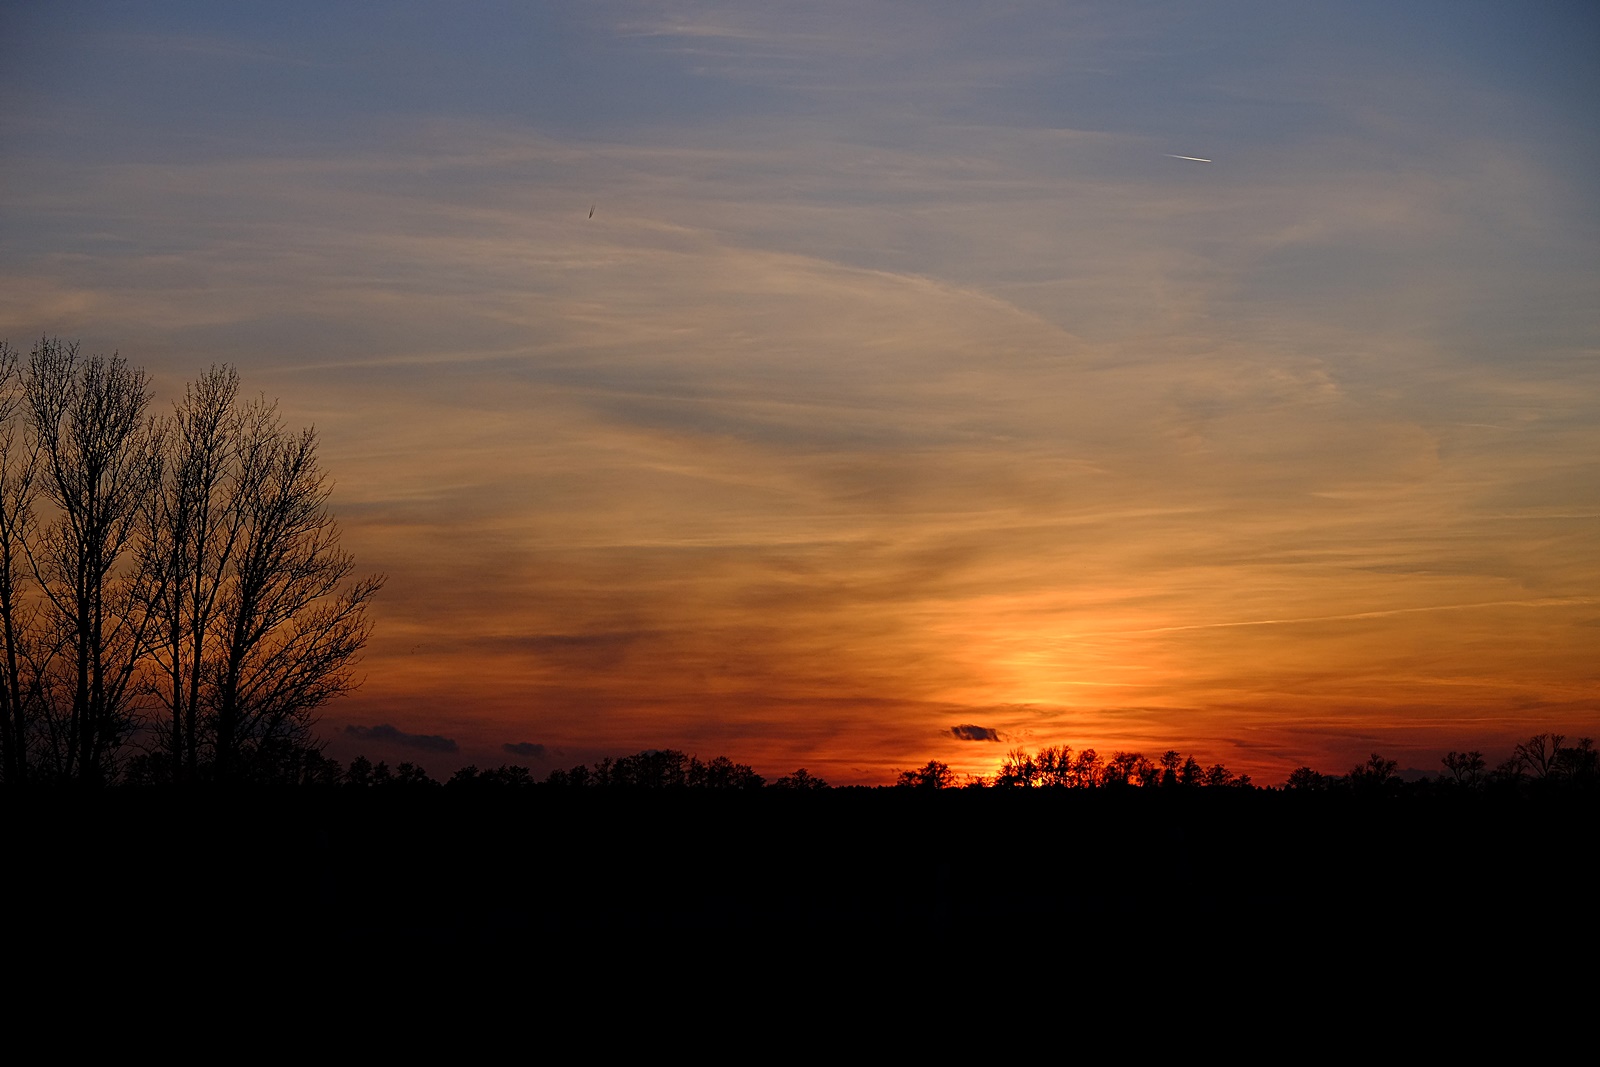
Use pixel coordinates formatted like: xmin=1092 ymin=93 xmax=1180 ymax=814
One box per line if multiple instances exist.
xmin=1165 ymin=154 xmax=1213 ymax=163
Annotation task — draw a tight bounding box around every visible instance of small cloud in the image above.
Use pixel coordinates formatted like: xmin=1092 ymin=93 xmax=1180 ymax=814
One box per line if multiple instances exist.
xmin=950 ymin=724 xmax=1000 ymax=742
xmin=345 ymin=723 xmax=459 ymax=754
xmin=502 ymin=742 xmax=547 ymax=759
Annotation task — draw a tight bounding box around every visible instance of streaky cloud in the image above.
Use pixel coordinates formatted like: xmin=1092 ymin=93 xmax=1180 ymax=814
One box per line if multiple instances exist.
xmin=345 ymin=723 xmax=460 ymax=754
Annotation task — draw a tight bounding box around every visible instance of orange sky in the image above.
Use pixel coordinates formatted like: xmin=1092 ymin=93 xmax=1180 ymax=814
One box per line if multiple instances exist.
xmin=3 ymin=4 xmax=1596 ymax=783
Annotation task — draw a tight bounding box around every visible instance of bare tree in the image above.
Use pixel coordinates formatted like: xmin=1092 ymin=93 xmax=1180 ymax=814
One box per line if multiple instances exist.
xmin=137 ymin=371 xmax=383 ymax=782
xmin=1441 ymin=749 xmax=1486 ymax=787
xmin=140 ymin=366 xmax=244 ymax=782
xmin=2 ymin=341 xmax=381 ymax=785
xmin=0 ymin=343 xmax=39 ymax=783
xmin=25 ymin=339 xmax=159 ymax=783
xmin=1345 ymin=752 xmax=1400 ymax=794
xmin=1510 ymin=733 xmax=1564 ymax=780
xmin=207 ymin=405 xmax=383 ymax=781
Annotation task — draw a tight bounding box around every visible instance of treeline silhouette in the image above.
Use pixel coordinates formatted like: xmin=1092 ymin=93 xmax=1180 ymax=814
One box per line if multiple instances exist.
xmin=13 ymin=732 xmax=1595 ymax=964
xmin=174 ymin=747 xmax=824 ymax=790
xmin=1284 ymin=734 xmax=1598 ymax=793
xmin=158 ymin=732 xmax=1596 ymax=795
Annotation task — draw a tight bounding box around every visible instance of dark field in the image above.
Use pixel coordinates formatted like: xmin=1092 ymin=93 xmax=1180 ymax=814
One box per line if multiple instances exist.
xmin=11 ymin=788 xmax=1591 ymax=963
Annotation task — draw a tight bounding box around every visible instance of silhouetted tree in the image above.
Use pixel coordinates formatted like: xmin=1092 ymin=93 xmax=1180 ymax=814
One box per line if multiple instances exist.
xmin=1284 ymin=766 xmax=1330 ymax=791
xmin=341 ymin=754 xmax=433 ymax=786
xmin=1178 ymin=755 xmax=1204 ymax=788
xmin=545 ymin=763 xmax=592 ymax=788
xmin=897 ymin=759 xmax=954 ymax=789
xmin=609 ymin=749 xmax=691 ymax=789
xmin=1204 ymin=763 xmax=1249 ymax=788
xmin=345 ymin=754 xmax=376 ymax=787
xmin=687 ymin=755 xmax=764 ymax=790
xmin=139 ymin=366 xmax=244 ymax=783
xmin=389 ymin=761 xmax=437 ymax=787
xmin=1346 ymin=753 xmax=1400 ymax=794
xmin=544 ymin=749 xmax=768 ymax=789
xmin=485 ymin=764 xmax=533 ymax=787
xmin=25 ymin=339 xmax=159 ymax=783
xmin=1070 ymin=748 xmax=1103 ymax=788
xmin=450 ymin=764 xmax=531 ymax=789
xmin=206 ymin=408 xmax=383 ymax=782
xmin=1511 ymin=734 xmax=1564 ymax=780
xmin=995 ymin=747 xmax=1039 ymax=788
xmin=1036 ymin=745 xmax=1074 ymax=787
xmin=1555 ymin=738 xmax=1597 ymax=784
xmin=0 ymin=343 xmax=37 ymax=784
xmin=241 ymin=737 xmax=345 ymax=785
xmin=1159 ymin=750 xmax=1182 ymax=787
xmin=771 ymin=767 xmax=829 ymax=790
xmin=1441 ymin=750 xmax=1487 ymax=787
xmin=1103 ymin=751 xmax=1150 ymax=788
xmin=1507 ymin=734 xmax=1596 ymax=787
xmin=0 ymin=340 xmax=380 ymax=784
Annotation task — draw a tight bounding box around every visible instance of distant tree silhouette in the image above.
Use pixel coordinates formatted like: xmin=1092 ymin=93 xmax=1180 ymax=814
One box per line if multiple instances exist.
xmin=1505 ymin=734 xmax=1596 ymax=787
xmin=1103 ymin=751 xmax=1150 ymax=788
xmin=543 ymin=749 xmax=762 ymax=789
xmin=343 ymin=758 xmax=433 ymax=787
xmin=897 ymin=760 xmax=954 ymax=789
xmin=1036 ymin=745 xmax=1075 ymax=787
xmin=1069 ymin=748 xmax=1103 ymax=788
xmin=1556 ymin=738 xmax=1597 ymax=784
xmin=995 ymin=747 xmax=1038 ymax=788
xmin=1285 ymin=766 xmax=1331 ymax=791
xmin=991 ymin=743 xmax=1258 ymax=790
xmin=1204 ymin=763 xmax=1250 ymax=788
xmin=345 ymin=754 xmax=376 ymax=787
xmin=451 ymin=763 xmax=541 ymax=789
xmin=609 ymin=749 xmax=691 ymax=788
xmin=1345 ymin=753 xmax=1400 ymax=794
xmin=1441 ymin=750 xmax=1487 ymax=787
xmin=1512 ymin=734 xmax=1564 ymax=780
xmin=1178 ymin=755 xmax=1204 ymax=787
xmin=389 ymin=762 xmax=437 ymax=786
xmin=687 ymin=755 xmax=764 ymax=790
xmin=545 ymin=763 xmax=591 ymax=788
xmin=1159 ymin=750 xmax=1182 ymax=787
xmin=771 ymin=767 xmax=829 ymax=790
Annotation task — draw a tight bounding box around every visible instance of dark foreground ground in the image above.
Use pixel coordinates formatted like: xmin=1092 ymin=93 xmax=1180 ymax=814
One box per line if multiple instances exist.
xmin=9 ymin=787 xmax=1593 ymax=964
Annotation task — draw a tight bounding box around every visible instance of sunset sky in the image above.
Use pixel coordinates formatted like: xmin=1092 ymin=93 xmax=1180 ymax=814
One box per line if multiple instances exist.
xmin=3 ymin=2 xmax=1596 ymax=783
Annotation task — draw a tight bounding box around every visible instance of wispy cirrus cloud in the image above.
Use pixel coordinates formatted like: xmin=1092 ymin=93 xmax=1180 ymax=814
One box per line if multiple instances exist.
xmin=2 ymin=2 xmax=1595 ymax=782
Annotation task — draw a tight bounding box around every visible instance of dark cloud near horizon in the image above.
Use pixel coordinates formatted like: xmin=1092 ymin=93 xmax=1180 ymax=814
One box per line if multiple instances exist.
xmin=503 ymin=742 xmax=548 ymax=759
xmin=345 ymin=723 xmax=459 ymax=753
xmin=950 ymin=724 xmax=1000 ymax=742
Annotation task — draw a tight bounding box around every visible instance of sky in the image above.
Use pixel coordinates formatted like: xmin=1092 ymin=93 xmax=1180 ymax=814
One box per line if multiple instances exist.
xmin=2 ymin=1 xmax=1596 ymax=784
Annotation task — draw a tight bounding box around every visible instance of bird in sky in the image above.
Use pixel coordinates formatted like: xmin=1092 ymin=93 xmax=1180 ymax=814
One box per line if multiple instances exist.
xmin=1165 ymin=154 xmax=1213 ymax=163
xmin=589 ymin=204 xmax=595 ymax=218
